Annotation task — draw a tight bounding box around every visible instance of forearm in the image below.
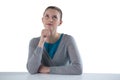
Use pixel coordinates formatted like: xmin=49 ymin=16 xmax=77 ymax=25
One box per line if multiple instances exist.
xmin=27 ymin=47 xmax=43 ymax=74
xmin=49 ymin=63 xmax=82 ymax=75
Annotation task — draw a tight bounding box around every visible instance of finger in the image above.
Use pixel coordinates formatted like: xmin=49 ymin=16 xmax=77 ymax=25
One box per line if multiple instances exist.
xmin=42 ymin=30 xmax=47 ymax=37
xmin=45 ymin=29 xmax=50 ymax=37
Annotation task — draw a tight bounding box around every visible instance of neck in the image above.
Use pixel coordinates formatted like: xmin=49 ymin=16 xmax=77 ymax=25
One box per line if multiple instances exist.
xmin=46 ymin=33 xmax=60 ymax=43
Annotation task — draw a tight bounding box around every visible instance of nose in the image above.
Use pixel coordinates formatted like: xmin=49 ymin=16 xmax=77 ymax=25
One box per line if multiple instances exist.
xmin=48 ymin=17 xmax=53 ymax=22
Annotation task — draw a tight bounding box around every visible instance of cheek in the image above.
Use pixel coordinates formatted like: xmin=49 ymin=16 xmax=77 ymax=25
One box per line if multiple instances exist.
xmin=42 ymin=18 xmax=46 ymax=23
xmin=42 ymin=19 xmax=45 ymax=23
xmin=55 ymin=21 xmax=60 ymax=25
xmin=57 ymin=22 xmax=61 ymax=26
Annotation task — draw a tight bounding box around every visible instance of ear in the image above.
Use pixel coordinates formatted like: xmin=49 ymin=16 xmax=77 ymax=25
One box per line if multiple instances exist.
xmin=58 ymin=20 xmax=63 ymax=26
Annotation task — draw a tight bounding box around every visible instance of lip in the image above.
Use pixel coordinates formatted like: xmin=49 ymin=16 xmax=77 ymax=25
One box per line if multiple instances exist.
xmin=46 ymin=23 xmax=53 ymax=26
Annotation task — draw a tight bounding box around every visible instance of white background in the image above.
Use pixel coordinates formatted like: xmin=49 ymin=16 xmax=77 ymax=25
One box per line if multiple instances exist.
xmin=0 ymin=0 xmax=120 ymax=73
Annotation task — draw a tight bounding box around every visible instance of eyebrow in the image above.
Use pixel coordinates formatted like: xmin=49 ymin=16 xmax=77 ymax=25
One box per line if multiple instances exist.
xmin=44 ymin=14 xmax=58 ymax=17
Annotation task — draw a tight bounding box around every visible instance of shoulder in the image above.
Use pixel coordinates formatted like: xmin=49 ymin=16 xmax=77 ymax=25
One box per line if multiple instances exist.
xmin=29 ymin=37 xmax=40 ymax=46
xmin=62 ymin=34 xmax=76 ymax=44
xmin=62 ymin=34 xmax=75 ymax=41
xmin=30 ymin=37 xmax=40 ymax=42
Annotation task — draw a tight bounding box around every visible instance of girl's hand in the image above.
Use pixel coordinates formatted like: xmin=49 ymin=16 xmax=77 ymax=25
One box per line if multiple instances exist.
xmin=38 ymin=29 xmax=50 ymax=48
xmin=39 ymin=65 xmax=50 ymax=74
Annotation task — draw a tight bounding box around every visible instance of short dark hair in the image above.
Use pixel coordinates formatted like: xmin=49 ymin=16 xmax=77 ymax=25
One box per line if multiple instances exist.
xmin=43 ymin=6 xmax=63 ymax=20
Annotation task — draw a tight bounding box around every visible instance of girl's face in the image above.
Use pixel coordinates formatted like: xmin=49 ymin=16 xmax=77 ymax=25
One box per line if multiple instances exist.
xmin=42 ymin=9 xmax=62 ymax=34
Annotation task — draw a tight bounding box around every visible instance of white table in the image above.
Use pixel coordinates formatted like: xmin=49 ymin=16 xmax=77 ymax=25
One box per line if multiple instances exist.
xmin=0 ymin=72 xmax=120 ymax=80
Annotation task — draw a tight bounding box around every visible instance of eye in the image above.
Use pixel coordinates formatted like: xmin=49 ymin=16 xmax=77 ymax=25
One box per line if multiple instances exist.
xmin=52 ymin=15 xmax=57 ymax=19
xmin=45 ymin=14 xmax=49 ymax=18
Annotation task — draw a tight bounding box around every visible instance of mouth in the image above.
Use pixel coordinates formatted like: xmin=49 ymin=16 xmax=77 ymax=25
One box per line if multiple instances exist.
xmin=46 ymin=23 xmax=53 ymax=26
xmin=47 ymin=24 xmax=52 ymax=27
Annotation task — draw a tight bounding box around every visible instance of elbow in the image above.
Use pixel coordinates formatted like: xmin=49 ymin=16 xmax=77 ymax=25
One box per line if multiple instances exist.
xmin=73 ymin=64 xmax=83 ymax=75
xmin=26 ymin=63 xmax=38 ymax=74
xmin=27 ymin=69 xmax=38 ymax=74
xmin=75 ymin=68 xmax=83 ymax=75
xmin=77 ymin=68 xmax=83 ymax=75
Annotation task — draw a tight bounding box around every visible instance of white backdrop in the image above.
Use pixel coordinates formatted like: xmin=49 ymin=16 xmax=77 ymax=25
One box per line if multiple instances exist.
xmin=0 ymin=0 xmax=120 ymax=73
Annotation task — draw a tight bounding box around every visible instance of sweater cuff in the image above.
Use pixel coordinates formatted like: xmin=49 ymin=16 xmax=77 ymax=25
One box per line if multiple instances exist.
xmin=34 ymin=46 xmax=43 ymax=55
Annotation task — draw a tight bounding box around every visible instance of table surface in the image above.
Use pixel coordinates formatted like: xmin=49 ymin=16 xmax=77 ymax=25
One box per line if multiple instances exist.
xmin=0 ymin=72 xmax=120 ymax=80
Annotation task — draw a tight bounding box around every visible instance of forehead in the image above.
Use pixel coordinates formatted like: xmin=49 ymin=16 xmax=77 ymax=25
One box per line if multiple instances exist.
xmin=44 ymin=9 xmax=60 ymax=16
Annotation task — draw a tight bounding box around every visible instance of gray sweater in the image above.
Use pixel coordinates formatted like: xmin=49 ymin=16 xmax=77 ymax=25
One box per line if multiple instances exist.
xmin=26 ymin=34 xmax=83 ymax=75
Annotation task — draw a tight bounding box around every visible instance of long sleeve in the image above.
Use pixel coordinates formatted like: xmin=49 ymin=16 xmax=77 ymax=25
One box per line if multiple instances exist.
xmin=26 ymin=38 xmax=43 ymax=74
xmin=49 ymin=35 xmax=83 ymax=75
